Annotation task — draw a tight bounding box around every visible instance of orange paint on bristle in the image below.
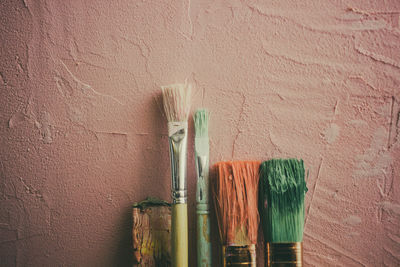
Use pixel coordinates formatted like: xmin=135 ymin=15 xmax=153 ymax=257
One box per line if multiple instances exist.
xmin=212 ymin=161 xmax=261 ymax=245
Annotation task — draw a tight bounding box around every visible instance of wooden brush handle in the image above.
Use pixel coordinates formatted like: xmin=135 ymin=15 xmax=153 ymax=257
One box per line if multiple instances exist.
xmin=197 ymin=204 xmax=212 ymax=267
xmin=172 ymin=203 xmax=188 ymax=267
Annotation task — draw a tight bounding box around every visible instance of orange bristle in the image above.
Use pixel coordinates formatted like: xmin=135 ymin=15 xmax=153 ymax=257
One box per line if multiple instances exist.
xmin=212 ymin=161 xmax=261 ymax=245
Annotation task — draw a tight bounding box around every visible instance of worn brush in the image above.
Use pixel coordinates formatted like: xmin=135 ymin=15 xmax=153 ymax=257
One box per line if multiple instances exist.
xmin=132 ymin=197 xmax=171 ymax=266
xmin=213 ymin=161 xmax=261 ymax=267
xmin=259 ymin=159 xmax=308 ymax=267
xmin=161 ymin=83 xmax=191 ymax=267
xmin=194 ymin=109 xmax=212 ymax=267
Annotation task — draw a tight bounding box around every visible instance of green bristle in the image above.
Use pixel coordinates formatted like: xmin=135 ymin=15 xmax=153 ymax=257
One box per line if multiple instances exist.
xmin=259 ymin=159 xmax=308 ymax=242
xmin=194 ymin=109 xmax=209 ymax=138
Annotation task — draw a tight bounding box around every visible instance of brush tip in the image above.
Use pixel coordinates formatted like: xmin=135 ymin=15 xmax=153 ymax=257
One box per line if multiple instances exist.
xmin=161 ymin=83 xmax=191 ymax=122
xmin=194 ymin=109 xmax=209 ymax=138
xmin=259 ymin=158 xmax=307 ymax=243
xmin=213 ymin=160 xmax=261 ymax=245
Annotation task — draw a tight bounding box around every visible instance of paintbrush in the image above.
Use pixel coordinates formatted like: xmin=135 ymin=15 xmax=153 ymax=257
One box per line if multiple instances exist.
xmin=194 ymin=109 xmax=212 ymax=266
xmin=132 ymin=197 xmax=171 ymax=266
xmin=212 ymin=160 xmax=261 ymax=266
xmin=259 ymin=159 xmax=308 ymax=266
xmin=161 ymin=83 xmax=191 ymax=267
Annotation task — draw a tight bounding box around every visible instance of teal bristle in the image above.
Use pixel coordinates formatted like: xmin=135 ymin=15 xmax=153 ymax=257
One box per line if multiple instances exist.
xmin=194 ymin=109 xmax=209 ymax=138
xmin=259 ymin=159 xmax=308 ymax=243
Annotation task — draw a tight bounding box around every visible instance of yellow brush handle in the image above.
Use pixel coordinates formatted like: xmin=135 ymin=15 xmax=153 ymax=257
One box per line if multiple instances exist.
xmin=172 ymin=203 xmax=188 ymax=267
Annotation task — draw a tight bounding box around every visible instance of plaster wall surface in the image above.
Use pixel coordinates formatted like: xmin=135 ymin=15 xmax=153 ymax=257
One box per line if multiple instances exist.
xmin=0 ymin=0 xmax=399 ymax=266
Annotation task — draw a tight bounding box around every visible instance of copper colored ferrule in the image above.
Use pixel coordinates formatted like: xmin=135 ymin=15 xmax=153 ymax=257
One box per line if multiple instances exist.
xmin=222 ymin=244 xmax=256 ymax=267
xmin=266 ymin=242 xmax=303 ymax=267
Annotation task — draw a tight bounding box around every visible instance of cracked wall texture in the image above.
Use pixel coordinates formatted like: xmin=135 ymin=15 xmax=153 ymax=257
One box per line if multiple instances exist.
xmin=1 ymin=0 xmax=399 ymax=266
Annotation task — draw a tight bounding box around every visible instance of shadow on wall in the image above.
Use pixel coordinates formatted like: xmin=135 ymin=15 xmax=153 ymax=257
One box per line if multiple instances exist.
xmin=110 ymin=91 xmax=167 ymax=267
xmin=131 ymin=90 xmax=170 ymax=201
xmin=111 ymin=205 xmax=133 ymax=267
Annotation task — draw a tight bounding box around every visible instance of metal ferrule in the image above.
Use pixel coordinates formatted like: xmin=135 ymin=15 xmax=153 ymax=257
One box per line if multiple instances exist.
xmin=168 ymin=122 xmax=188 ymax=204
xmin=195 ymin=137 xmax=210 ymax=207
xmin=266 ymin=242 xmax=303 ymax=267
xmin=222 ymin=244 xmax=256 ymax=267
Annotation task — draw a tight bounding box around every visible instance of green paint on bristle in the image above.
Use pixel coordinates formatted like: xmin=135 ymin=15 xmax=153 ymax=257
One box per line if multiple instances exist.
xmin=132 ymin=197 xmax=171 ymax=211
xmin=259 ymin=159 xmax=308 ymax=243
xmin=194 ymin=109 xmax=209 ymax=138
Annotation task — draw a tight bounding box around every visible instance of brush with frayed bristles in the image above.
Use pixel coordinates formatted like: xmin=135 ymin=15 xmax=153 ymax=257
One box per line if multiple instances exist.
xmin=161 ymin=83 xmax=191 ymax=267
xmin=194 ymin=109 xmax=211 ymax=266
xmin=161 ymin=83 xmax=191 ymax=122
xmin=213 ymin=160 xmax=261 ymax=266
xmin=259 ymin=158 xmax=308 ymax=267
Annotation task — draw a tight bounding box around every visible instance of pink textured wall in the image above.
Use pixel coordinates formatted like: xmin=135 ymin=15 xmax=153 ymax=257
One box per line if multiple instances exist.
xmin=1 ymin=0 xmax=399 ymax=266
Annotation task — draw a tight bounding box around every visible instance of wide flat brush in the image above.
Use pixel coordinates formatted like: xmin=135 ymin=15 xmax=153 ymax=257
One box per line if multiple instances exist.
xmin=259 ymin=159 xmax=308 ymax=267
xmin=161 ymin=83 xmax=191 ymax=267
xmin=212 ymin=161 xmax=261 ymax=267
xmin=194 ymin=109 xmax=212 ymax=267
xmin=132 ymin=197 xmax=171 ymax=266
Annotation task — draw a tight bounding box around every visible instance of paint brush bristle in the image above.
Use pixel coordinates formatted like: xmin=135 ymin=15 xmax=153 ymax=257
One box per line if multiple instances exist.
xmin=161 ymin=83 xmax=191 ymax=266
xmin=161 ymin=83 xmax=191 ymax=122
xmin=213 ymin=161 xmax=260 ymax=245
xmin=259 ymin=159 xmax=307 ymax=243
xmin=194 ymin=109 xmax=209 ymax=138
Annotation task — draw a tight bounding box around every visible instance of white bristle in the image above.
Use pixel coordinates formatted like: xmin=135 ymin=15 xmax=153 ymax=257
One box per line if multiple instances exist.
xmin=161 ymin=83 xmax=192 ymax=122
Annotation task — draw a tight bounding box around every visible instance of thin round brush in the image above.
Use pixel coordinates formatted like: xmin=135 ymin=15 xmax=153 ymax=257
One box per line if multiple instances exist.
xmin=194 ymin=109 xmax=212 ymax=267
xmin=212 ymin=161 xmax=261 ymax=267
xmin=161 ymin=83 xmax=191 ymax=267
xmin=259 ymin=159 xmax=308 ymax=267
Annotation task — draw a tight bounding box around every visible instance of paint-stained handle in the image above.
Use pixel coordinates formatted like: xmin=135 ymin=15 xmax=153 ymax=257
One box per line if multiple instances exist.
xmin=197 ymin=204 xmax=212 ymax=267
xmin=172 ymin=203 xmax=188 ymax=267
